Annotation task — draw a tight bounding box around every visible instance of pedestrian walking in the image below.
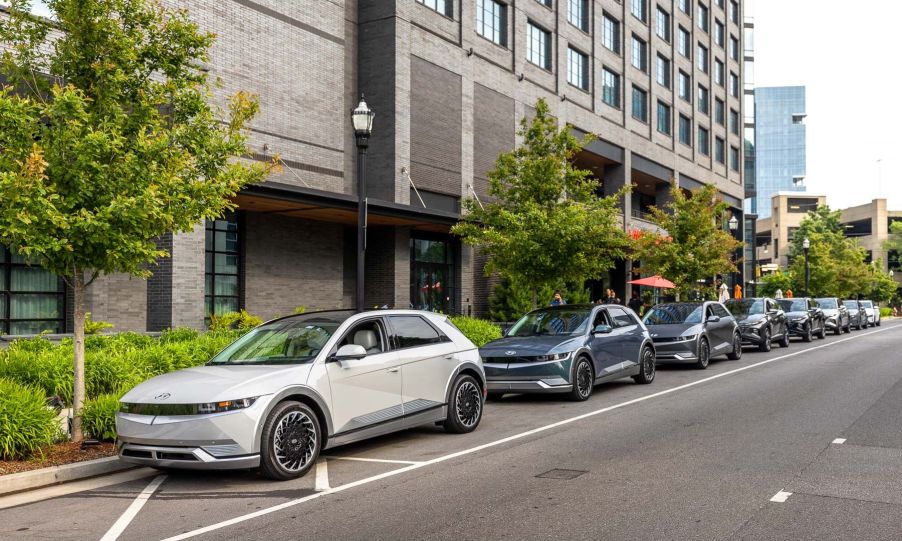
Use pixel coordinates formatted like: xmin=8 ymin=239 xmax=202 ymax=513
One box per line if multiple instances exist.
xmin=734 ymin=283 xmax=742 ymax=300
xmin=775 ymin=288 xmax=783 ymax=299
xmin=785 ymin=288 xmax=793 ymax=298
xmin=628 ymin=291 xmax=643 ymax=314
xmin=550 ymin=290 xmax=567 ymax=306
xmin=717 ymin=279 xmax=729 ymax=303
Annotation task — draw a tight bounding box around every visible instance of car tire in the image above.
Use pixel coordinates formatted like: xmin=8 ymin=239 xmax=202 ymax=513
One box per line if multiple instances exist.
xmin=834 ymin=324 xmax=842 ymax=336
xmin=778 ymin=327 xmax=791 ymax=348
xmin=877 ymin=319 xmax=882 ymax=327
xmin=802 ymin=323 xmax=812 ymax=342
xmin=696 ymin=338 xmax=710 ymax=369
xmin=727 ymin=332 xmax=742 ymax=360
xmin=759 ymin=327 xmax=772 ymax=352
xmin=633 ymin=346 xmax=656 ymax=384
xmin=568 ymin=357 xmax=595 ymax=401
xmin=259 ymin=401 xmax=321 ymax=481
xmin=843 ymin=322 xmax=851 ymax=333
xmin=816 ymin=322 xmax=826 ymax=339
xmin=444 ymin=374 xmax=483 ymax=434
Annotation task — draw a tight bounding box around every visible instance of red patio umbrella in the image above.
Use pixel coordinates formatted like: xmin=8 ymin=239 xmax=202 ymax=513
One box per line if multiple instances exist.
xmin=628 ymin=275 xmax=675 ymax=289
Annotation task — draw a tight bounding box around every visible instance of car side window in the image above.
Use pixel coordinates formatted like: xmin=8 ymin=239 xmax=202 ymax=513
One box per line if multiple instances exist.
xmin=766 ymin=300 xmax=776 ymax=312
xmin=608 ymin=307 xmax=635 ymax=328
xmin=713 ymin=304 xmax=730 ymax=318
xmin=337 ymin=319 xmax=387 ymax=355
xmin=705 ymin=305 xmax=714 ymax=319
xmin=592 ymin=310 xmax=611 ymax=328
xmin=388 ymin=316 xmax=447 ymax=349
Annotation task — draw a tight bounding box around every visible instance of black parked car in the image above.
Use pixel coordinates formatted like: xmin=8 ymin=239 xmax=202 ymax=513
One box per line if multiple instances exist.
xmin=815 ymin=297 xmax=851 ymax=335
xmin=642 ymin=302 xmax=742 ymax=369
xmin=778 ymin=298 xmax=826 ymax=342
xmin=725 ymin=297 xmax=790 ymax=352
xmin=843 ymin=299 xmax=867 ymax=330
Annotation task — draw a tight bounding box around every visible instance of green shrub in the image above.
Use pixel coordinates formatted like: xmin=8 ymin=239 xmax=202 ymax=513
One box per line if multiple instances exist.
xmin=160 ymin=327 xmax=200 ymax=343
xmin=0 ymin=379 xmax=58 ymax=459
xmin=880 ymin=307 xmax=893 ymax=318
xmin=81 ymin=393 xmax=121 ymax=441
xmin=209 ymin=310 xmax=263 ymax=333
xmin=449 ymin=316 xmax=502 ymax=347
xmin=0 ymin=344 xmax=73 ymax=404
xmin=84 ymin=312 xmax=114 ymax=335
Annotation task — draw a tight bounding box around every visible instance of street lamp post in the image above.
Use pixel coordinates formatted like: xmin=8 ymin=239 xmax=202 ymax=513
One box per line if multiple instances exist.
xmin=803 ymin=237 xmax=810 ymax=297
xmin=351 ymin=95 xmax=375 ymax=313
xmin=728 ymin=215 xmax=739 ymax=292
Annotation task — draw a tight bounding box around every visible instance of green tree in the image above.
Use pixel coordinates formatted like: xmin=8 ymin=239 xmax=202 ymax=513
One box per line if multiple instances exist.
xmin=633 ymin=184 xmax=742 ymax=301
xmin=488 ymin=277 xmax=590 ymax=321
xmin=452 ymin=98 xmax=631 ymax=308
xmin=758 ymin=271 xmax=793 ymax=298
xmin=0 ymin=0 xmax=270 ymax=440
xmin=855 ymin=262 xmax=897 ymax=304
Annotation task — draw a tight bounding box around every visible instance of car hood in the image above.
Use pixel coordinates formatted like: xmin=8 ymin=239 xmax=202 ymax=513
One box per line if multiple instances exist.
xmin=121 ymin=364 xmax=313 ymax=404
xmin=480 ymin=335 xmax=583 ymax=358
xmin=784 ymin=311 xmax=809 ymax=319
xmin=734 ymin=313 xmax=766 ymax=324
xmin=821 ymin=308 xmax=839 ymax=317
xmin=647 ymin=323 xmax=702 ymax=339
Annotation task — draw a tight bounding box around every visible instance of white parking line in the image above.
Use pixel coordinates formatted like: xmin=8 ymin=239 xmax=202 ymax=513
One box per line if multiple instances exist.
xmin=162 ymin=325 xmax=900 ymax=541
xmin=314 ymin=459 xmax=330 ymax=491
xmin=323 ymin=456 xmax=424 ymax=465
xmin=100 ymin=474 xmax=166 ymax=541
xmin=770 ymin=490 xmax=792 ymax=503
xmin=832 ymin=438 xmax=847 ymax=444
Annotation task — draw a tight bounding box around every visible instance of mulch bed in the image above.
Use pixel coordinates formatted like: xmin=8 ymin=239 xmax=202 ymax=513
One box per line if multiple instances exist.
xmin=0 ymin=442 xmax=117 ymax=476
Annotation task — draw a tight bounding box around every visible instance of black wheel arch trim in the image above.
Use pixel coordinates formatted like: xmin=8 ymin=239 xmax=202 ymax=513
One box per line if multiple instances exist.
xmin=254 ymin=387 xmax=334 ymax=451
xmin=444 ymin=361 xmax=487 ymax=405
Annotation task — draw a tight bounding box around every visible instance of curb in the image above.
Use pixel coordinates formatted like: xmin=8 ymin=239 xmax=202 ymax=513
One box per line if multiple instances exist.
xmin=0 ymin=456 xmax=135 ymax=496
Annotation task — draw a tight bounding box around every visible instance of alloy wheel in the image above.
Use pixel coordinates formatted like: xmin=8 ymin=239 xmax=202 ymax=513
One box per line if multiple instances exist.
xmin=576 ymin=360 xmax=593 ymax=398
xmin=455 ymin=381 xmax=482 ymax=428
xmin=273 ymin=410 xmax=317 ymax=472
xmin=643 ymin=348 xmax=655 ymax=380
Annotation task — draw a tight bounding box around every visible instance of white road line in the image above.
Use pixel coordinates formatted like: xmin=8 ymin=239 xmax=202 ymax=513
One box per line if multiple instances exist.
xmin=0 ymin=468 xmax=157 ymax=510
xmin=770 ymin=490 xmax=792 ymax=503
xmin=314 ymin=459 xmax=330 ymax=491
xmin=162 ymin=325 xmax=900 ymax=541
xmin=323 ymin=456 xmax=423 ymax=465
xmin=832 ymin=438 xmax=847 ymax=444
xmin=100 ymin=474 xmax=166 ymax=541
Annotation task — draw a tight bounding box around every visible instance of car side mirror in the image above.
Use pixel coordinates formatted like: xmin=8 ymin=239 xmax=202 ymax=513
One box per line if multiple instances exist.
xmin=706 ymin=315 xmax=721 ymax=323
xmin=593 ymin=324 xmax=613 ymax=335
xmin=333 ymin=344 xmax=367 ymax=361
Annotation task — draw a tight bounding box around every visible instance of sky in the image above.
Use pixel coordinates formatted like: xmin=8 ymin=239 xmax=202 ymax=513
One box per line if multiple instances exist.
xmin=753 ymin=0 xmax=902 ymax=210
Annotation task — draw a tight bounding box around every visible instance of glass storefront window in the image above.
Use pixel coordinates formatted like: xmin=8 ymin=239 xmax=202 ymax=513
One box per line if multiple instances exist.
xmin=410 ymin=236 xmax=456 ymax=313
xmin=205 ymin=214 xmax=241 ymax=323
xmin=0 ymin=245 xmax=66 ymax=334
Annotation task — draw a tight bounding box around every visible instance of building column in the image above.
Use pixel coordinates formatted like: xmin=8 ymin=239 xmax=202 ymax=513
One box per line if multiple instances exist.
xmin=604 ymin=151 xmax=633 ymax=302
xmin=170 ymin=223 xmax=206 ymax=329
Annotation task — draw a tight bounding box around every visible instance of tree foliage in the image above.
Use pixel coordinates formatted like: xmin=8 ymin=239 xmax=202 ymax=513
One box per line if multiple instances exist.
xmin=488 ymin=276 xmax=590 ymax=321
xmin=758 ymin=271 xmax=793 ymax=298
xmin=0 ymin=0 xmax=271 ymax=440
xmin=452 ymin=98 xmax=631 ymax=307
xmin=633 ymin=184 xmax=742 ymax=300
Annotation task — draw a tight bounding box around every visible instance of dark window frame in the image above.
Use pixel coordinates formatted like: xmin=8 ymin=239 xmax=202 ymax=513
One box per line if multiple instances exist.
xmin=0 ymin=246 xmax=66 ymax=335
xmin=205 ymin=213 xmax=241 ymax=323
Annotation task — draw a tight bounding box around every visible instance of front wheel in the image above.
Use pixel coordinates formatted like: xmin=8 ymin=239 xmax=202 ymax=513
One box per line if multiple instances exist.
xmin=568 ymin=357 xmax=595 ymax=401
xmin=759 ymin=327 xmax=772 ymax=352
xmin=444 ymin=375 xmax=483 ymax=433
xmin=727 ymin=333 xmax=742 ymax=360
xmin=633 ymin=347 xmax=656 ymax=384
xmin=877 ymin=319 xmax=882 ymax=327
xmin=696 ymin=338 xmax=711 ymax=369
xmin=843 ymin=322 xmax=851 ymax=333
xmin=816 ymin=321 xmax=827 ymax=339
xmin=802 ymin=323 xmax=813 ymax=343
xmin=778 ymin=326 xmax=791 ymax=348
xmin=259 ymin=401 xmax=321 ymax=481
xmin=834 ymin=324 xmax=842 ymax=336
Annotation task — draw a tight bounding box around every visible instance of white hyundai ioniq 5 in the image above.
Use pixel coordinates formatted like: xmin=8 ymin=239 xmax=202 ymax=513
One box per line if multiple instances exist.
xmin=116 ymin=310 xmax=485 ymax=480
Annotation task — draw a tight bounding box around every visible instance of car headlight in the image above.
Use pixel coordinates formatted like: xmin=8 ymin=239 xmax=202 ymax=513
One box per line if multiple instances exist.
xmin=120 ymin=397 xmax=258 ymax=416
xmin=677 ymin=334 xmax=697 ymax=342
xmin=748 ymin=320 xmax=767 ymax=328
xmin=535 ymin=352 xmax=571 ymax=362
xmin=792 ymin=317 xmax=808 ymax=323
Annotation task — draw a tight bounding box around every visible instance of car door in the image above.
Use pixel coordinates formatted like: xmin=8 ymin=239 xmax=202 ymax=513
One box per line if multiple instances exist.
xmin=703 ymin=304 xmax=726 ymax=352
xmin=388 ymin=315 xmax=460 ymax=416
xmin=325 ymin=318 xmax=403 ymax=435
xmin=710 ymin=303 xmax=734 ymax=352
xmin=607 ymin=306 xmax=645 ymax=371
xmin=587 ymin=309 xmax=622 ymax=377
xmin=767 ymin=299 xmax=785 ymax=337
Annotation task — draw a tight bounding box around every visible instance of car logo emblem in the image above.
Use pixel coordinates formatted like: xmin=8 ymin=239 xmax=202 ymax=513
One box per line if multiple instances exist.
xmin=154 ymin=393 xmax=171 ymax=400
xmin=505 ymin=350 xmax=517 ymax=356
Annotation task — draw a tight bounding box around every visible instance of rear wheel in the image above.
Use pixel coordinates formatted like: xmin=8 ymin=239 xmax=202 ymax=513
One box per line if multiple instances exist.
xmin=759 ymin=327 xmax=772 ymax=352
xmin=633 ymin=347 xmax=656 ymax=384
xmin=444 ymin=375 xmax=483 ymax=433
xmin=727 ymin=332 xmax=742 ymax=360
xmin=568 ymin=357 xmax=595 ymax=401
xmin=877 ymin=319 xmax=882 ymax=327
xmin=259 ymin=401 xmax=321 ymax=481
xmin=696 ymin=338 xmax=710 ymax=369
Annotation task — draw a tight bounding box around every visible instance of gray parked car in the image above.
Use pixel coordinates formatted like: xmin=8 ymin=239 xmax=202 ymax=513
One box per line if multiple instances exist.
xmin=480 ymin=304 xmax=656 ymax=401
xmin=860 ymin=300 xmax=881 ymax=327
xmin=642 ymin=302 xmax=742 ymax=369
xmin=843 ymin=299 xmax=867 ymax=330
xmin=778 ymin=298 xmax=826 ymax=342
xmin=815 ymin=297 xmax=851 ymax=335
xmin=725 ymin=298 xmax=790 ymax=352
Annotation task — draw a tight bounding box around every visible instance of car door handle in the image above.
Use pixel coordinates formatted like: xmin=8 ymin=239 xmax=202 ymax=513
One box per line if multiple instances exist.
xmin=443 ymin=354 xmax=455 ymax=360
xmin=387 ymin=367 xmax=400 ymax=373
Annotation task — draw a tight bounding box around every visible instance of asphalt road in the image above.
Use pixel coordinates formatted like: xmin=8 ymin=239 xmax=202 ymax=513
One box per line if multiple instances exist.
xmin=3 ymin=321 xmax=902 ymax=540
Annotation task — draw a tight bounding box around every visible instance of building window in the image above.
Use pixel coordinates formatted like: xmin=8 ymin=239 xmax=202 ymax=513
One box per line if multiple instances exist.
xmin=730 ymin=71 xmax=739 ymax=96
xmin=537 ymin=0 xmax=552 ymax=6
xmin=715 ymin=19 xmax=724 ymax=47
xmin=0 ymin=246 xmax=65 ymax=335
xmin=730 ymin=0 xmax=739 ymax=23
xmin=656 ymin=7 xmax=671 ymax=41
xmin=697 ymin=3 xmax=708 ymax=32
xmin=730 ymin=35 xmax=739 ymax=60
xmin=410 ymin=236 xmax=456 ymax=313
xmin=698 ymin=126 xmax=710 ymax=155
xmin=698 ymin=85 xmax=709 ymax=114
xmin=417 ymin=0 xmax=452 ymax=17
xmin=714 ymin=59 xmax=724 ymax=86
xmin=476 ymin=0 xmax=507 ymax=46
xmin=527 ymin=22 xmax=552 ymax=69
xmin=679 ymin=115 xmax=692 ymax=146
xmin=631 ymin=35 xmax=647 ymax=71
xmin=730 ymin=145 xmax=740 ymax=171
xmin=729 ymin=108 xmax=740 ymax=134
xmin=716 ymin=0 xmax=724 ymax=8
xmin=632 ymin=0 xmax=648 ymax=22
xmin=655 ymin=54 xmax=670 ymax=88
xmin=632 ymin=86 xmax=648 ymax=122
xmin=678 ymin=26 xmax=691 ymax=58
xmin=657 ymin=100 xmax=671 ymax=135
xmin=568 ymin=47 xmax=589 ymax=90
xmin=602 ymin=68 xmax=621 ymax=108
xmin=568 ymin=0 xmax=589 ymax=31
xmin=205 ymin=215 xmax=240 ymax=320
xmin=715 ymin=136 xmax=725 ymax=163
xmin=697 ymin=43 xmax=708 ymax=72
xmin=602 ymin=13 xmax=621 ymax=53
xmin=678 ymin=70 xmax=691 ymax=102
xmin=715 ymin=97 xmax=725 ymax=124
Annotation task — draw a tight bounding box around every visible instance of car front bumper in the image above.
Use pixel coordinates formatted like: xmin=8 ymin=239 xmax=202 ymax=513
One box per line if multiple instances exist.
xmin=651 ymin=340 xmax=699 ymax=362
xmin=787 ymin=320 xmax=811 ymax=336
xmin=738 ymin=326 xmax=767 ymax=345
xmin=484 ymin=358 xmax=574 ymax=394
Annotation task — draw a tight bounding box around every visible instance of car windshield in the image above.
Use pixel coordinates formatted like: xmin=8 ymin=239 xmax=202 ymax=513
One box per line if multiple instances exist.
xmin=726 ymin=299 xmax=764 ymax=316
xmin=642 ymin=303 xmax=704 ymax=325
xmin=816 ymin=298 xmax=837 ymax=309
xmin=778 ymin=299 xmax=808 ymax=312
xmin=843 ymin=301 xmax=859 ymax=309
xmin=861 ymin=300 xmax=874 ymax=308
xmin=208 ymin=311 xmax=353 ymax=365
xmin=507 ymin=308 xmax=591 ymax=337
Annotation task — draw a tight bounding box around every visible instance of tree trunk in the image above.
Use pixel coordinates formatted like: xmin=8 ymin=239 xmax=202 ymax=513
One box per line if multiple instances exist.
xmin=71 ymin=271 xmax=86 ymax=442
